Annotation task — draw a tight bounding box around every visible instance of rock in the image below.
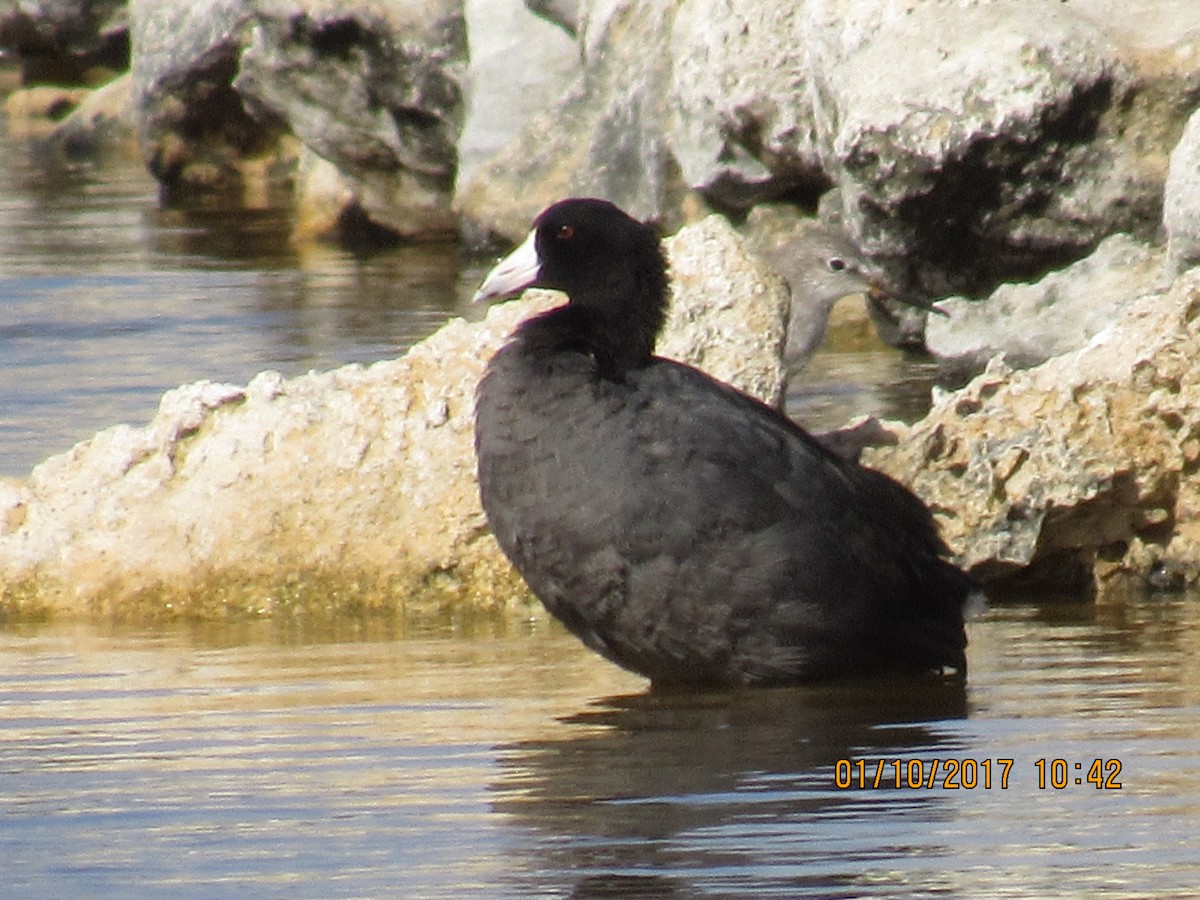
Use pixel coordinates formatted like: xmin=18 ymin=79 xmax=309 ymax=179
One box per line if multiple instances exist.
xmin=1165 ymin=108 xmax=1200 ymax=274
xmin=808 ymin=0 xmax=1159 ymax=299
xmin=129 ymin=0 xmax=467 ymax=239
xmin=668 ymin=1 xmax=823 ymax=211
xmin=660 ymin=214 xmax=789 ymax=409
xmin=39 ymin=71 xmax=139 ymax=156
xmin=1 ymin=83 xmax=90 ymax=138
xmin=0 ymin=0 xmax=128 ymax=83
xmin=865 ymin=269 xmax=1200 ymax=595
xmin=235 ymin=0 xmax=468 ymax=240
xmin=926 ymin=234 xmax=1172 ymax=368
xmin=0 ymin=215 xmax=788 ymax=620
xmin=456 ymin=0 xmax=693 ymax=243
xmin=525 ymin=0 xmax=580 ymax=37
xmin=465 ymin=0 xmax=1200 ymax=299
xmin=129 ymin=0 xmax=279 ymax=195
xmin=457 ymin=0 xmax=579 ymax=187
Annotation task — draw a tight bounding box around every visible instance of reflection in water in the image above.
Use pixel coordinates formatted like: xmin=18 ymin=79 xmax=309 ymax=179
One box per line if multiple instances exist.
xmin=2 ymin=595 xmax=1200 ymax=897
xmin=495 ymin=678 xmax=968 ymax=898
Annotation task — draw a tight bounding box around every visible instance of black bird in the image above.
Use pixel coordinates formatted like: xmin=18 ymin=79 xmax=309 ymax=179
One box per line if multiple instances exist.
xmin=473 ymin=198 xmax=975 ymax=688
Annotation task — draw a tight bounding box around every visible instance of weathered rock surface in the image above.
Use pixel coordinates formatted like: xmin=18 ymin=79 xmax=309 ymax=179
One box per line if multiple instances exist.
xmin=1165 ymin=108 xmax=1200 ymax=274
xmin=866 ymin=269 xmax=1200 ymax=595
xmin=37 ymin=71 xmax=137 ymax=156
xmin=0 ymin=216 xmax=787 ymax=620
xmin=456 ymin=0 xmax=694 ymax=244
xmin=0 ymin=0 xmax=128 ymax=82
xmin=926 ymin=234 xmax=1172 ymax=368
xmin=457 ymin=0 xmax=579 ymax=186
xmin=668 ymin=2 xmax=823 ymax=211
xmin=660 ymin=215 xmax=789 ymax=408
xmin=525 ymin=0 xmax=579 ymax=37
xmin=129 ymin=0 xmax=466 ymax=237
xmin=464 ymin=0 xmax=1200 ymax=302
xmin=235 ymin=0 xmax=467 ymax=239
xmin=129 ymin=0 xmax=278 ymax=195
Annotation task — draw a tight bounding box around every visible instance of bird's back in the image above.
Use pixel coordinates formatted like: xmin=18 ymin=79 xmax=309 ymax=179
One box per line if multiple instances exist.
xmin=476 ymin=327 xmax=970 ymax=687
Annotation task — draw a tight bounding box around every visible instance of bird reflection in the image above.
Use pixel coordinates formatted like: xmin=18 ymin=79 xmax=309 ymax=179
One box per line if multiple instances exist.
xmin=492 ymin=676 xmax=968 ymax=898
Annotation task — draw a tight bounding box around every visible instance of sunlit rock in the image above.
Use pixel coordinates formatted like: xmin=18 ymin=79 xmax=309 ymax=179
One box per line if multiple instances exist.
xmin=1165 ymin=108 xmax=1200 ymax=274
xmin=0 ymin=216 xmax=787 ymax=620
xmin=128 ymin=0 xmax=466 ymax=238
xmin=456 ymin=0 xmax=695 ymax=244
xmin=463 ymin=0 xmax=1200 ymax=302
xmin=866 ymin=269 xmax=1200 ymax=595
xmin=926 ymin=234 xmax=1172 ymax=368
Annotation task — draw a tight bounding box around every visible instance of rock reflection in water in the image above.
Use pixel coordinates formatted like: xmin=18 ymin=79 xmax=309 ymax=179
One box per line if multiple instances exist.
xmin=494 ymin=676 xmax=968 ymax=898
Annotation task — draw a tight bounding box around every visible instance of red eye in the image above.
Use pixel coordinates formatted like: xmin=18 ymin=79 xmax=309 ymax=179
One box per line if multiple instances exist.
xmin=556 ymin=224 xmax=575 ymax=240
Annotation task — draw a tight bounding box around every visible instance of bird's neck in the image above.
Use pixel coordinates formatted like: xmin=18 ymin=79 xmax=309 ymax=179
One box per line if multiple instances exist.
xmin=517 ymin=257 xmax=670 ymax=380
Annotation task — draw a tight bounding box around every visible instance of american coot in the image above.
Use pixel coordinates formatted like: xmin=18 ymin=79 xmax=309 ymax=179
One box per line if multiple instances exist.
xmin=473 ymin=198 xmax=975 ymax=688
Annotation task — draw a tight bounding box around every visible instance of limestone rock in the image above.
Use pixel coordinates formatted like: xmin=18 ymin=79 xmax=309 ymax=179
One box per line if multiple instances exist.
xmin=927 ymin=234 xmax=1172 ymax=368
xmin=466 ymin=0 xmax=1200 ymax=300
xmin=0 ymin=0 xmax=128 ymax=82
xmin=668 ymin=1 xmax=825 ymax=211
xmin=1 ymin=83 xmax=90 ymax=139
xmin=0 ymin=215 xmax=788 ymax=620
xmin=457 ymin=0 xmax=579 ymax=187
xmin=456 ymin=0 xmax=693 ymax=243
xmin=129 ymin=0 xmax=275 ymax=195
xmin=129 ymin=0 xmax=467 ymax=238
xmin=524 ymin=0 xmax=580 ymax=37
xmin=1165 ymin=108 xmax=1200 ymax=274
xmin=39 ymin=71 xmax=139 ymax=156
xmin=866 ymin=269 xmax=1200 ymax=594
xmin=660 ymin=214 xmax=789 ymax=409
xmin=235 ymin=0 xmax=467 ymax=240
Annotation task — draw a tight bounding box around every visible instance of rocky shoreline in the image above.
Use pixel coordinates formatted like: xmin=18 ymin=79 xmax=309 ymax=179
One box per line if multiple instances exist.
xmin=3 ymin=0 xmax=1200 ymax=619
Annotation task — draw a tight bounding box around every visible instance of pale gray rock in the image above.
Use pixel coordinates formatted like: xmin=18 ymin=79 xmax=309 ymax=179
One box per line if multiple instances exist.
xmin=466 ymin=0 xmax=1200 ymax=298
xmin=806 ymin=0 xmax=1151 ymax=298
xmin=458 ymin=0 xmax=579 ymax=186
xmin=927 ymin=234 xmax=1172 ymax=367
xmin=129 ymin=0 xmax=267 ymax=193
xmin=235 ymin=0 xmax=467 ymax=239
xmin=129 ymin=0 xmax=467 ymax=238
xmin=40 ymin=71 xmax=138 ymax=156
xmin=456 ymin=0 xmax=692 ymax=243
xmin=660 ymin=214 xmax=789 ymax=409
xmin=1165 ymin=109 xmax=1200 ymax=274
xmin=524 ymin=0 xmax=580 ymax=36
xmin=668 ymin=1 xmax=822 ymax=211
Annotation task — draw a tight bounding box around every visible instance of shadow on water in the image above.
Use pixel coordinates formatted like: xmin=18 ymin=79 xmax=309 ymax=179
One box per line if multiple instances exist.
xmin=494 ymin=675 xmax=968 ymax=898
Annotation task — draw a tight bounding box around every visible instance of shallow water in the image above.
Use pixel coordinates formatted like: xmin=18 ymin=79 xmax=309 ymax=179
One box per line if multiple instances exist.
xmin=4 ymin=592 xmax=1200 ymax=898
xmin=0 ymin=131 xmax=489 ymax=478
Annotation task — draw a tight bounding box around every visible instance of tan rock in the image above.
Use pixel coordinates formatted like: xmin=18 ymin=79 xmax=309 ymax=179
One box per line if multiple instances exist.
xmin=865 ymin=268 xmax=1200 ymax=594
xmin=0 ymin=216 xmax=786 ymax=620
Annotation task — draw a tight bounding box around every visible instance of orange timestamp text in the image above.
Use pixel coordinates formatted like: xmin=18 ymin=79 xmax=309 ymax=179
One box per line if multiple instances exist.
xmin=833 ymin=757 xmax=1124 ymax=791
